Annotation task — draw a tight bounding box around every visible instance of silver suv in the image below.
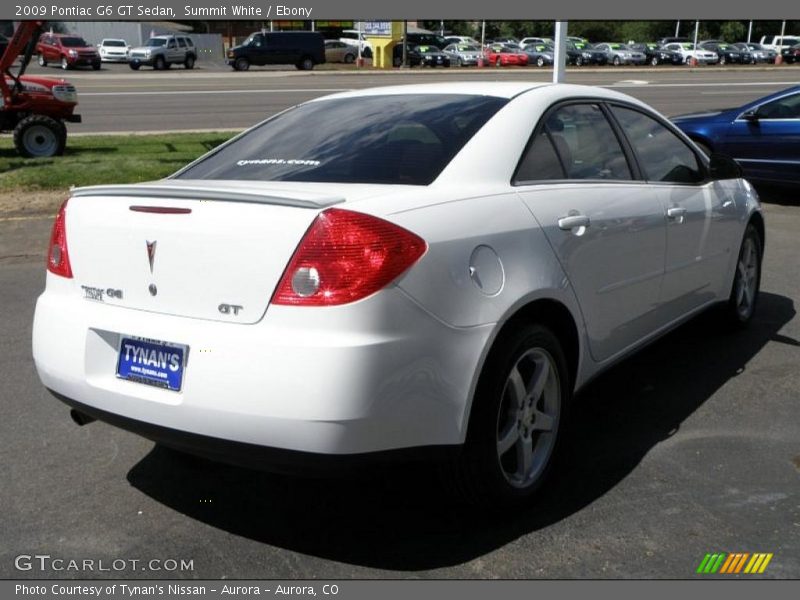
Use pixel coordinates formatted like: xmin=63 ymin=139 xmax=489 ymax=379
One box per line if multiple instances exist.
xmin=128 ymin=35 xmax=196 ymax=70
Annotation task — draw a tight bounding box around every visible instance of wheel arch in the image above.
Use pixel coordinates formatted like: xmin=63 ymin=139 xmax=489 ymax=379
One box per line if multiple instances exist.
xmin=461 ymin=295 xmax=583 ymax=440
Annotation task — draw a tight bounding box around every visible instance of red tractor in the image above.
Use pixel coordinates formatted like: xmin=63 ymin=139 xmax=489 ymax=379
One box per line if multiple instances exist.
xmin=1 ymin=21 xmax=81 ymax=157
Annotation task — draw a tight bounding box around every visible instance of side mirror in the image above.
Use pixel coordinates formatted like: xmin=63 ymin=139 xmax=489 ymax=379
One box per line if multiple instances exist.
xmin=741 ymin=109 xmax=759 ymax=122
xmin=709 ymin=153 xmax=743 ymax=180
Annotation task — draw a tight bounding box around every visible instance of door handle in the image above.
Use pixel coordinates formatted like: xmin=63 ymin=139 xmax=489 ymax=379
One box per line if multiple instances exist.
xmin=667 ymin=207 xmax=687 ymax=220
xmin=558 ymin=214 xmax=591 ymax=231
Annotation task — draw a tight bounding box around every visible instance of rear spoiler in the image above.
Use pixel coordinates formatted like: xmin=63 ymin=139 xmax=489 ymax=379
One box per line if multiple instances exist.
xmin=70 ymin=184 xmax=344 ymax=209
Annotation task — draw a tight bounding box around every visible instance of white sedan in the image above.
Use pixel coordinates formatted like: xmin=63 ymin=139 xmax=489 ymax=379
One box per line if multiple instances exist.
xmin=33 ymin=82 xmax=763 ymax=505
xmin=664 ymin=42 xmax=719 ymax=64
xmin=97 ymin=38 xmax=130 ymax=62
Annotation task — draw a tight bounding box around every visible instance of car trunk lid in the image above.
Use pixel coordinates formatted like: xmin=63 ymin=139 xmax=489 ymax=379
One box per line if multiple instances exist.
xmin=65 ymin=181 xmax=344 ymax=324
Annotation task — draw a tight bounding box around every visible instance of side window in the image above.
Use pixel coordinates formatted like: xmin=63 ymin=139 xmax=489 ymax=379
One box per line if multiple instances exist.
xmin=167 ymin=39 xmax=176 ymax=49
xmin=610 ymin=105 xmax=704 ymax=184
xmin=177 ymin=38 xmax=187 ymax=48
xmin=544 ymin=103 xmax=632 ymax=180
xmin=755 ymin=93 xmax=800 ymax=119
xmin=186 ymin=38 xmax=194 ymax=47
xmin=515 ymin=130 xmax=566 ymax=182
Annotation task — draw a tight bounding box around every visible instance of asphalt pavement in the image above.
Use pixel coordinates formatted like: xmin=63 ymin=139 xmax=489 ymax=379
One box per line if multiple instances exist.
xmin=19 ymin=62 xmax=800 ymax=133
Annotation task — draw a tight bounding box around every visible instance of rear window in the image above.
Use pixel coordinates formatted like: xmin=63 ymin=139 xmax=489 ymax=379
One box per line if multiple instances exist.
xmin=176 ymin=94 xmax=508 ymax=186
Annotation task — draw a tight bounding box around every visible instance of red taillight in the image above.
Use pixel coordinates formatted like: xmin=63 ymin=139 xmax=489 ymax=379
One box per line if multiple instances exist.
xmin=47 ymin=200 xmax=73 ymax=278
xmin=272 ymin=208 xmax=427 ymax=306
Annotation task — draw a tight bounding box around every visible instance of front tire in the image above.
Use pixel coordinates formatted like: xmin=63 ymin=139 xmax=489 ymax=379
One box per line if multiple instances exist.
xmin=446 ymin=324 xmax=569 ymax=506
xmin=651 ymin=56 xmax=659 ymax=66
xmin=536 ymin=56 xmax=545 ymax=67
xmin=60 ymin=56 xmax=70 ymax=70
xmin=154 ymin=55 xmax=166 ymax=70
xmin=38 ymin=54 xmax=47 ymax=67
xmin=575 ymin=56 xmax=583 ymax=66
xmin=233 ymin=57 xmax=250 ymax=71
xmin=613 ymin=56 xmax=621 ymax=66
xmin=13 ymin=115 xmax=67 ymax=158
xmin=129 ymin=62 xmax=141 ymax=70
xmin=726 ymin=224 xmax=762 ymax=326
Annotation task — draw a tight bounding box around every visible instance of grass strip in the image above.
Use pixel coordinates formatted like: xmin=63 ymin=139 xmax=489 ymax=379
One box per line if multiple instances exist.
xmin=0 ymin=131 xmax=237 ymax=192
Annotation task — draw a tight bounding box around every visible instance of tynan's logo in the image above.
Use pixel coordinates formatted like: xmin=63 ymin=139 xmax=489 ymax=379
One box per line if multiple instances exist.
xmin=146 ymin=240 xmax=157 ymax=273
xmin=696 ymin=552 xmax=773 ymax=575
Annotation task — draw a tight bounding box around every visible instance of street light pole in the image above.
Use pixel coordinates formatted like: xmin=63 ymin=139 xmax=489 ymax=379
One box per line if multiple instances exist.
xmin=553 ymin=21 xmax=567 ymax=83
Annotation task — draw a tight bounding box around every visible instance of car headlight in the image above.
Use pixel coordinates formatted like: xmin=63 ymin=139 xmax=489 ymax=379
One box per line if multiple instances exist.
xmin=68 ymin=49 xmax=77 ymax=56
xmin=582 ymin=52 xmax=591 ymax=57
xmin=52 ymin=84 xmax=78 ymax=104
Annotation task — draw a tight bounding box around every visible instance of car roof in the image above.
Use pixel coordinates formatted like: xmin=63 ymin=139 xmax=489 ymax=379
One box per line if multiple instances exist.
xmin=309 ymin=82 xmax=650 ymax=105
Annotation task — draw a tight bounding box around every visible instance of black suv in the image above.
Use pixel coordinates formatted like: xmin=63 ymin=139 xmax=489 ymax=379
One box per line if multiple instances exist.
xmin=228 ymin=31 xmax=325 ymax=71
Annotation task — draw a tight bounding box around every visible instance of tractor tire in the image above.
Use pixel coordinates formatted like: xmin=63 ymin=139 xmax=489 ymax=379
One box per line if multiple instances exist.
xmin=13 ymin=115 xmax=67 ymax=158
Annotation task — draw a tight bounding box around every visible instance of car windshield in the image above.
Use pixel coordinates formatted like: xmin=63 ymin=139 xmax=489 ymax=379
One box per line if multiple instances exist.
xmin=61 ymin=37 xmax=89 ymax=47
xmin=747 ymin=43 xmax=763 ymax=49
xmin=145 ymin=38 xmax=167 ymax=47
xmin=681 ymin=43 xmax=696 ymax=49
xmin=176 ymin=94 xmax=509 ymax=186
xmin=609 ymin=44 xmax=628 ymax=50
xmin=103 ymin=40 xmax=126 ymax=47
xmin=458 ymin=45 xmax=480 ymax=51
xmin=417 ymin=45 xmax=440 ymax=53
xmin=718 ymin=43 xmax=732 ymax=50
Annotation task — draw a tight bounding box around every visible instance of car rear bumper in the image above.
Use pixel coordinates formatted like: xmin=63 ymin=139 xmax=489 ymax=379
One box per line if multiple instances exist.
xmin=33 ymin=279 xmax=492 ymax=457
xmin=54 ymin=392 xmax=461 ymax=475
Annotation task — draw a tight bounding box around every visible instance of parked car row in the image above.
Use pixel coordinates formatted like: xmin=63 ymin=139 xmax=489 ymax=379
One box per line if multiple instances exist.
xmin=33 ymin=33 xmax=198 ymax=71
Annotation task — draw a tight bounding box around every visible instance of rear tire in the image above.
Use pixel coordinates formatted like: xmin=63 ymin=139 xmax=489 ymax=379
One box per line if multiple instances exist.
xmin=13 ymin=115 xmax=67 ymax=158
xmin=344 ymin=53 xmax=355 ymax=64
xmin=92 ymin=61 xmax=101 ymax=70
xmin=444 ymin=324 xmax=570 ymax=507
xmin=184 ymin=54 xmax=195 ymax=69
xmin=726 ymin=224 xmax=762 ymax=327
xmin=129 ymin=62 xmax=141 ymax=70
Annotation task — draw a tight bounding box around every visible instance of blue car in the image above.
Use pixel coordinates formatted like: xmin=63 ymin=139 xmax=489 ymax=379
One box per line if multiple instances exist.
xmin=672 ymin=86 xmax=800 ymax=187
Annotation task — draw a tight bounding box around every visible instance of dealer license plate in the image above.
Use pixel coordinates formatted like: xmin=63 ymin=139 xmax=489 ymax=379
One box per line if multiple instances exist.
xmin=116 ymin=336 xmax=187 ymax=392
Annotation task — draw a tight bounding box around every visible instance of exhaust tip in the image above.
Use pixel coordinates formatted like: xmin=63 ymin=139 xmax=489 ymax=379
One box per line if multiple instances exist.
xmin=70 ymin=409 xmax=96 ymax=426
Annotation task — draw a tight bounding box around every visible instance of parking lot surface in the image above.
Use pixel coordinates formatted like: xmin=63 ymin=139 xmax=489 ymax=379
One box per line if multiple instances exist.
xmin=1 ymin=196 xmax=798 ymax=578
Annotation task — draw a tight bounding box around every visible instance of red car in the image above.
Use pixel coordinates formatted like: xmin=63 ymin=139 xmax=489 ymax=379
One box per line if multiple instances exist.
xmin=36 ymin=33 xmax=101 ymax=70
xmin=486 ymin=44 xmax=529 ymax=67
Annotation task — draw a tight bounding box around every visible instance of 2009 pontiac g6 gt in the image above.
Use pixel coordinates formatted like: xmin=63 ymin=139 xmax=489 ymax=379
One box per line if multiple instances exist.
xmin=33 ymin=83 xmax=764 ymax=505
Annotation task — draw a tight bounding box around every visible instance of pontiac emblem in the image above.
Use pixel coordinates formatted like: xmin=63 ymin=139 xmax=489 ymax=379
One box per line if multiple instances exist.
xmin=146 ymin=240 xmax=157 ymax=273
